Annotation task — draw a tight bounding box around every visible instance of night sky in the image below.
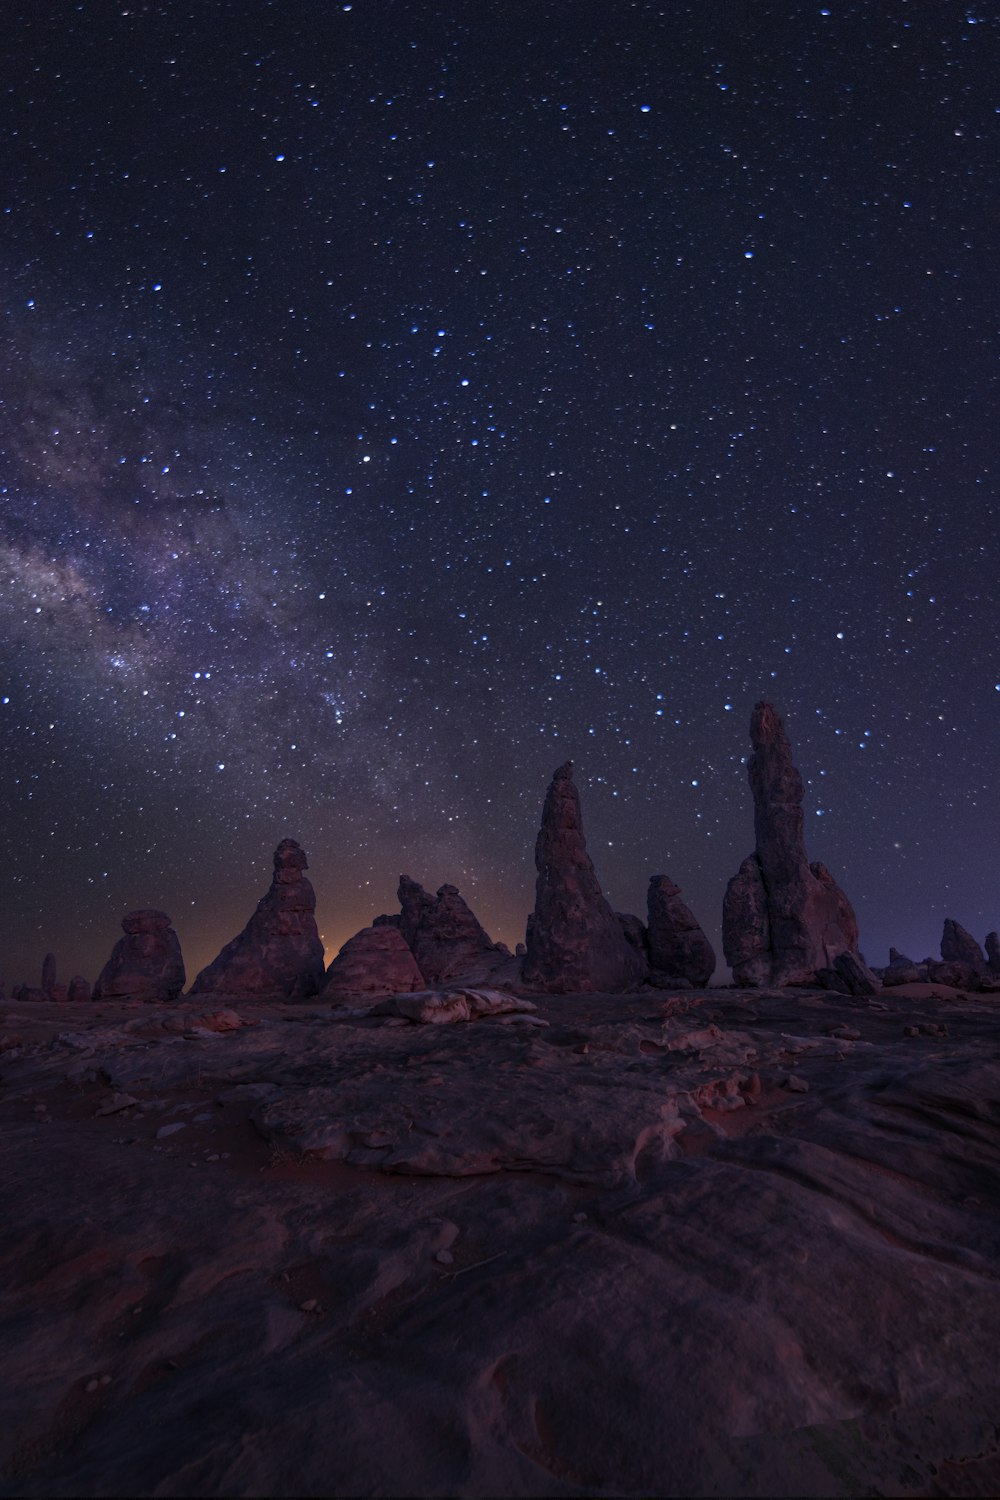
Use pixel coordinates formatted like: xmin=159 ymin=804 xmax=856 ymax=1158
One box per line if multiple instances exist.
xmin=2 ymin=1 xmax=997 ymax=988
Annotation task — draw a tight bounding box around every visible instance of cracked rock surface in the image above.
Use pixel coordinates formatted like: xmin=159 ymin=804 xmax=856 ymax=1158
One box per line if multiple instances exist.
xmin=3 ymin=982 xmax=1000 ymax=1496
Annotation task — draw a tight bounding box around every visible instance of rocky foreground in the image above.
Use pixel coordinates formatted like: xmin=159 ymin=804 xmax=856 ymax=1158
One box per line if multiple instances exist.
xmin=3 ymin=981 xmax=1000 ymax=1497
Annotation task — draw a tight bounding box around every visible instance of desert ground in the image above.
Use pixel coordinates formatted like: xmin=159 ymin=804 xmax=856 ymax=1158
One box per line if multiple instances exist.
xmin=3 ymin=980 xmax=1000 ymax=1498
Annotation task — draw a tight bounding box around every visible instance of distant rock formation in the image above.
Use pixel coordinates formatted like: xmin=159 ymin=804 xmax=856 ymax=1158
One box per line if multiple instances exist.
xmin=986 ymin=932 xmax=1000 ymax=976
xmin=646 ymin=875 xmax=715 ymax=988
xmin=189 ymin=839 xmax=326 ymax=1000
xmin=722 ymin=702 xmax=862 ymax=987
xmin=41 ymin=952 xmax=57 ymax=995
xmin=881 ymin=949 xmax=926 ymax=986
xmin=322 ymin=924 xmax=424 ymax=1001
xmin=396 ymin=876 xmax=511 ymax=986
xmin=93 ymin=910 xmax=185 ymax=1003
xmin=522 ymin=762 xmax=645 ymax=993
xmin=67 ymin=975 xmax=92 ymax=1003
xmin=940 ymin=919 xmax=986 ymax=973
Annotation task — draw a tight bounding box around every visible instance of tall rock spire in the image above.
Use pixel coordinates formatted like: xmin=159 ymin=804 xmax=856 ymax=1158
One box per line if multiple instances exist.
xmin=723 ymin=703 xmax=862 ymax=987
xmin=522 ymin=762 xmax=645 ymax=993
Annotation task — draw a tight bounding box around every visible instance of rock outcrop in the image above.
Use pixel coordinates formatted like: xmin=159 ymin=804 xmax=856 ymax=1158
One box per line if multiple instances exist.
xmin=987 ymin=932 xmax=1000 ymax=976
xmin=322 ymin=924 xmax=424 ymax=1000
xmin=67 ymin=975 xmax=92 ymax=1003
xmin=189 ymin=839 xmax=326 ymax=1000
xmin=396 ymin=877 xmax=504 ymax=985
xmin=646 ymin=875 xmax=715 ymax=987
xmin=41 ymin=952 xmax=57 ymax=995
xmin=722 ymin=702 xmax=862 ymax=987
xmin=617 ymin=913 xmax=648 ymax=962
xmin=93 ymin=910 xmax=186 ymax=1003
xmin=522 ymin=762 xmax=645 ymax=993
xmin=940 ymin=919 xmax=986 ymax=973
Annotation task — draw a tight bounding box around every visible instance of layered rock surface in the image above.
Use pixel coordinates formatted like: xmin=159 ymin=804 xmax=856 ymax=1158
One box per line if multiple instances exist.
xmin=522 ymin=762 xmax=645 ymax=992
xmin=321 ymin=924 xmax=424 ymax=1000
xmin=941 ymin=918 xmax=986 ymax=973
xmin=189 ymin=839 xmax=326 ymax=1000
xmin=722 ymin=702 xmax=861 ymax=987
xmin=92 ymin=909 xmax=185 ymax=1002
xmin=5 ymin=983 xmax=1000 ymax=1496
xmin=646 ymin=875 xmax=715 ymax=987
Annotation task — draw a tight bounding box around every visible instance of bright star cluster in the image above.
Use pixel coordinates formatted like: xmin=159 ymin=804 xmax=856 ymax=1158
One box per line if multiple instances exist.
xmin=1 ymin=3 xmax=997 ymax=983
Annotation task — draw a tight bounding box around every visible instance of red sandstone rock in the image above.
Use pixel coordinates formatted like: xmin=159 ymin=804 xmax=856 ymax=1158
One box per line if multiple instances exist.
xmin=397 ymin=876 xmax=505 ymax=985
xmin=67 ymin=976 xmax=92 ymax=1003
xmin=41 ymin=952 xmax=57 ymax=995
xmin=940 ymin=919 xmax=986 ymax=973
xmin=646 ymin=875 xmax=715 ymax=987
xmin=189 ymin=839 xmax=325 ymax=1000
xmin=617 ymin=912 xmax=648 ymax=962
xmin=722 ymin=703 xmax=861 ymax=987
xmin=321 ymin=924 xmax=424 ymax=1000
xmin=522 ymin=762 xmax=645 ymax=993
xmin=93 ymin=910 xmax=185 ymax=1002
xmin=722 ymin=853 xmax=771 ymax=986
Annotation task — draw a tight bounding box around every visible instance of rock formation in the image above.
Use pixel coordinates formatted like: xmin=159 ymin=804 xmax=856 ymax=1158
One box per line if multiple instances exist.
xmin=646 ymin=875 xmax=715 ymax=987
xmin=189 ymin=839 xmax=326 ymax=1000
xmin=722 ymin=702 xmax=862 ymax=987
xmin=396 ymin=876 xmax=507 ymax=985
xmin=522 ymin=762 xmax=645 ymax=993
xmin=321 ymin=924 xmax=424 ymax=1000
xmin=67 ymin=975 xmax=92 ymax=1003
xmin=986 ymin=932 xmax=1000 ymax=976
xmin=93 ymin=910 xmax=186 ymax=1002
xmin=617 ymin=913 xmax=648 ymax=963
xmin=940 ymin=919 xmax=986 ymax=973
xmin=41 ymin=952 xmax=57 ymax=995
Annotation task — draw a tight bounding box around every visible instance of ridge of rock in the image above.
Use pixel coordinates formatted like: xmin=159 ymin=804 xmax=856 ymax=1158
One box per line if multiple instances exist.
xmin=93 ymin=909 xmax=185 ymax=1003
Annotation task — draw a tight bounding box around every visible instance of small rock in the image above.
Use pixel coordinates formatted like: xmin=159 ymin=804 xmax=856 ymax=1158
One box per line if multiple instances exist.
xmin=100 ymin=1374 xmax=112 ymax=1386
xmin=299 ymin=1299 xmax=319 ymax=1313
xmin=784 ymin=1074 xmax=810 ymax=1093
xmin=156 ymin=1122 xmax=188 ymax=1139
xmin=96 ymin=1093 xmax=139 ymax=1116
xmin=192 ymin=1113 xmax=214 ymax=1124
xmin=85 ymin=1379 xmax=100 ymax=1394
xmin=434 ymin=1250 xmax=454 ymax=1265
xmin=828 ymin=1024 xmax=861 ymax=1041
xmin=573 ymin=1212 xmax=588 ymax=1223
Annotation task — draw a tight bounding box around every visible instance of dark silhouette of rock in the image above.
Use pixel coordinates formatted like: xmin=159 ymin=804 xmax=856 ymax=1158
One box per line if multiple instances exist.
xmin=67 ymin=976 xmax=92 ymax=1003
xmin=986 ymin=932 xmax=1000 ymax=976
xmin=48 ymin=984 xmax=68 ymax=1003
xmin=41 ymin=952 xmax=57 ymax=995
xmin=880 ymin=949 xmax=927 ymax=986
xmin=722 ymin=703 xmax=861 ymax=987
xmin=722 ymin=854 xmax=771 ymax=987
xmin=372 ymin=912 xmax=401 ymax=928
xmin=940 ymin=919 xmax=986 ymax=973
xmin=321 ymin=925 xmax=424 ymax=1001
xmin=93 ymin=910 xmax=185 ymax=1003
xmin=646 ymin=876 xmax=715 ymax=988
xmin=190 ymin=840 xmax=325 ymax=1000
xmin=522 ymin=762 xmax=645 ymax=993
xmin=515 ymin=941 xmax=526 ymax=958
xmin=819 ymin=952 xmax=881 ymax=996
xmin=928 ymin=960 xmax=982 ymax=991
xmin=396 ymin=876 xmax=506 ymax=985
xmin=617 ymin=913 xmax=648 ymax=960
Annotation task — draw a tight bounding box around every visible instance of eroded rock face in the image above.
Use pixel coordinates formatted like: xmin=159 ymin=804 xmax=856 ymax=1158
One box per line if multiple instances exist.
xmin=722 ymin=703 xmax=861 ymax=987
xmin=941 ymin=919 xmax=986 ymax=973
xmin=646 ymin=876 xmax=715 ymax=988
xmin=522 ymin=762 xmax=645 ymax=993
xmin=67 ymin=976 xmax=92 ymax=1003
xmin=190 ymin=840 xmax=326 ymax=1000
xmin=93 ymin=910 xmax=185 ymax=1003
xmin=722 ymin=854 xmax=771 ymax=987
xmin=321 ymin=924 xmax=424 ymax=1000
xmin=41 ymin=952 xmax=57 ymax=995
xmin=617 ymin=912 xmax=648 ymax=962
xmin=397 ymin=877 xmax=502 ymax=985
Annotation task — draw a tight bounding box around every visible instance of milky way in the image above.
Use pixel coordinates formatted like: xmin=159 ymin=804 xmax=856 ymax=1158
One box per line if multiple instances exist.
xmin=1 ymin=2 xmax=997 ymax=984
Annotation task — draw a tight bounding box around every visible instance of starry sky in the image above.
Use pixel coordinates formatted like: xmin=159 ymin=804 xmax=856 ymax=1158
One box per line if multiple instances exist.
xmin=2 ymin=0 xmax=997 ymax=988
